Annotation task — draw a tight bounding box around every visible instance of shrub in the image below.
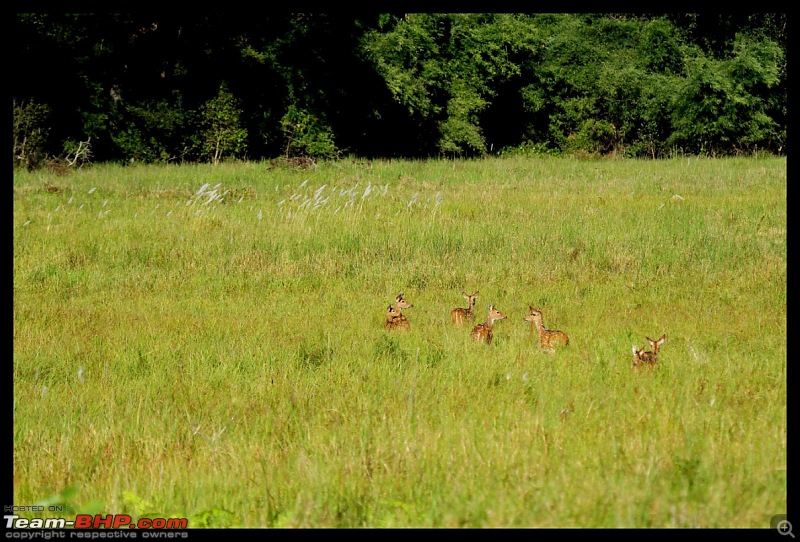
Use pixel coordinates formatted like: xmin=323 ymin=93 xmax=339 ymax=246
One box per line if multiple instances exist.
xmin=198 ymin=85 xmax=248 ymax=164
xmin=279 ymin=105 xmax=338 ymax=159
xmin=13 ymin=100 xmax=52 ymax=171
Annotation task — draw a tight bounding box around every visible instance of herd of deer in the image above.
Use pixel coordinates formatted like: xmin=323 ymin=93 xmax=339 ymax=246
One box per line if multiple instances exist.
xmin=385 ymin=291 xmax=667 ymax=369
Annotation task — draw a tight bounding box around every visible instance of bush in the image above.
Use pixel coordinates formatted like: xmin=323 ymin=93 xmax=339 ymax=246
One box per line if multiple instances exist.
xmin=279 ymin=105 xmax=338 ymax=159
xmin=13 ymin=100 xmax=52 ymax=171
xmin=668 ymin=34 xmax=784 ymax=155
xmin=111 ymin=97 xmax=199 ymax=164
xmin=198 ymin=86 xmax=248 ymax=164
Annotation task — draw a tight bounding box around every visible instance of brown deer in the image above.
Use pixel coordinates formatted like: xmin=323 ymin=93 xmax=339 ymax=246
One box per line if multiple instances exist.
xmin=524 ymin=306 xmax=569 ymax=353
xmin=471 ymin=305 xmax=507 ymax=345
xmin=632 ymin=334 xmax=666 ymax=368
xmin=450 ymin=290 xmax=479 ymax=325
xmin=385 ymin=293 xmax=413 ymax=331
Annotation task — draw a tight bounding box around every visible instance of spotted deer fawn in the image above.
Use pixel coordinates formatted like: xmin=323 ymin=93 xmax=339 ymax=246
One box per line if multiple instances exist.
xmin=385 ymin=293 xmax=413 ymax=331
xmin=632 ymin=334 xmax=666 ymax=368
xmin=471 ymin=305 xmax=507 ymax=345
xmin=450 ymin=291 xmax=479 ymax=325
xmin=524 ymin=306 xmax=569 ymax=353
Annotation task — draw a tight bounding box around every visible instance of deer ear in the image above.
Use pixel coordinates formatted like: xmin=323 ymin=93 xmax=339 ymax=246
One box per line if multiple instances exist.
xmin=632 ymin=345 xmax=638 ymax=354
xmin=657 ymin=335 xmax=666 ymax=346
xmin=474 ymin=291 xmax=479 ymax=296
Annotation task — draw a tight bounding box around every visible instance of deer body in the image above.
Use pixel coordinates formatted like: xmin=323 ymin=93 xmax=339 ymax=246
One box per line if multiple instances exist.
xmin=524 ymin=307 xmax=569 ymax=353
xmin=632 ymin=335 xmax=666 ymax=368
xmin=385 ymin=293 xmax=413 ymax=331
xmin=450 ymin=291 xmax=479 ymax=325
xmin=471 ymin=305 xmax=507 ymax=345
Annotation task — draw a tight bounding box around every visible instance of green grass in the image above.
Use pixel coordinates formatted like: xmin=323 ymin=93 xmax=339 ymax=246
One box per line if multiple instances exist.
xmin=13 ymin=156 xmax=786 ymax=528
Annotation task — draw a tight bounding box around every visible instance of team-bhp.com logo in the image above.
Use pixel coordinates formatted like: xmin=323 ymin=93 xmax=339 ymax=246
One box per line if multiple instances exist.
xmin=5 ymin=513 xmax=188 ymax=529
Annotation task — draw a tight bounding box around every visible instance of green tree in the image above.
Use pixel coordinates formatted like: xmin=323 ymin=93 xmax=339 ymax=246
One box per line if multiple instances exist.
xmin=198 ymin=85 xmax=248 ymax=164
xmin=110 ymin=96 xmax=198 ymax=163
xmin=13 ymin=100 xmax=52 ymax=170
xmin=13 ymin=13 xmax=788 ymax=161
xmin=280 ymin=105 xmax=338 ymax=159
xmin=361 ymin=13 xmax=529 ymax=156
xmin=669 ymin=33 xmax=783 ymax=155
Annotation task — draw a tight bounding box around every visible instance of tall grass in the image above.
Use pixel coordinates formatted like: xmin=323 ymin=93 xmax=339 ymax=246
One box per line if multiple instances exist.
xmin=13 ymin=156 xmax=786 ymax=527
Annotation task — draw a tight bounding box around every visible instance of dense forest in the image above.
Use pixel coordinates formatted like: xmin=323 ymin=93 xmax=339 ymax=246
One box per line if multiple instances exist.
xmin=13 ymin=13 xmax=787 ymax=168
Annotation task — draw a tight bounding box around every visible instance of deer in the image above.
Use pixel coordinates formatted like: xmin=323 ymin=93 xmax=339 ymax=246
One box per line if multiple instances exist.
xmin=471 ymin=304 xmax=507 ymax=345
xmin=524 ymin=306 xmax=569 ymax=353
xmin=385 ymin=292 xmax=413 ymax=331
xmin=632 ymin=334 xmax=666 ymax=368
xmin=450 ymin=290 xmax=479 ymax=325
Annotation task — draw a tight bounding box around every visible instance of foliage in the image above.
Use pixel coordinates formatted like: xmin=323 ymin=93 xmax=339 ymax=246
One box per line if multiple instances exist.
xmin=198 ymin=85 xmax=248 ymax=164
xmin=13 ymin=100 xmax=52 ymax=170
xmin=12 ymin=13 xmax=788 ymax=163
xmin=669 ymin=33 xmax=784 ymax=155
xmin=111 ymin=96 xmax=198 ymax=164
xmin=34 ymin=486 xmax=104 ymax=516
xmin=361 ymin=13 xmax=529 ymax=156
xmin=513 ymin=15 xmax=785 ymax=158
xmin=279 ymin=105 xmax=338 ymax=159
xmin=62 ymin=138 xmax=93 ymax=168
xmin=516 ymin=15 xmax=684 ymax=157
xmin=189 ymin=509 xmax=242 ymax=528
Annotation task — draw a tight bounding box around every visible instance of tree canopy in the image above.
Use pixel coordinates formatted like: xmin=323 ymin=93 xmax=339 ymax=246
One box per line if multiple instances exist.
xmin=13 ymin=12 xmax=787 ymax=168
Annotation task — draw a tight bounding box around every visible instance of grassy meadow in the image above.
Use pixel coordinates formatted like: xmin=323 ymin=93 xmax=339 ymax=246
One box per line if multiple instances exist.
xmin=13 ymin=156 xmax=786 ymax=528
